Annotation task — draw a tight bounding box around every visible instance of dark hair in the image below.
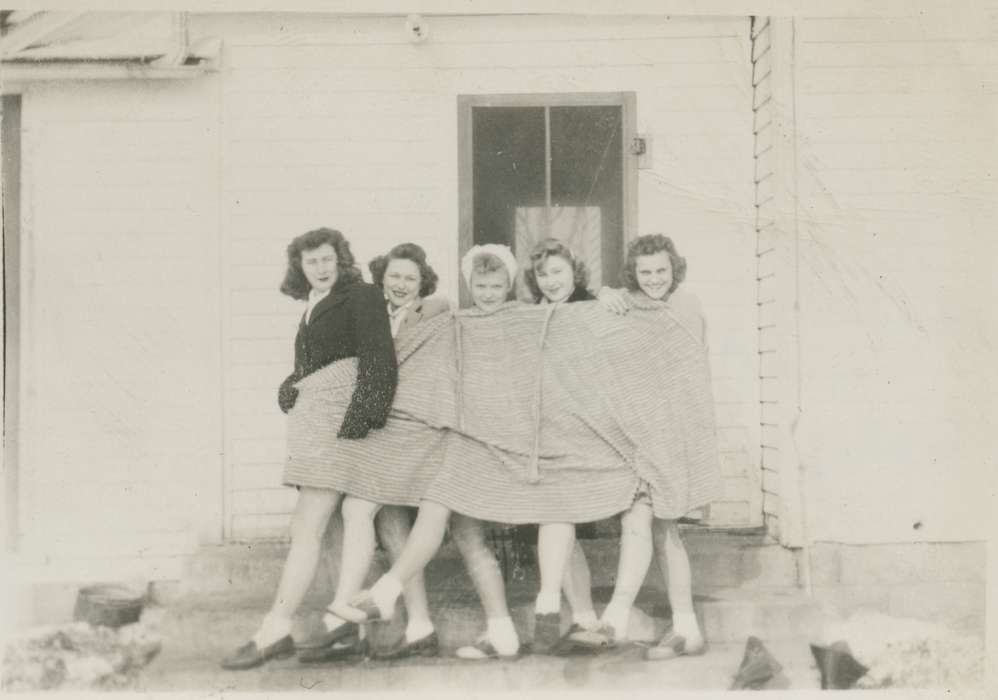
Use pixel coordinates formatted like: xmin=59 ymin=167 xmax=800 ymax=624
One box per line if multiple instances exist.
xmin=622 ymin=234 xmax=687 ymax=297
xmin=368 ymin=242 xmax=438 ymax=298
xmin=279 ymin=228 xmax=363 ymax=300
xmin=522 ymin=238 xmax=589 ymax=303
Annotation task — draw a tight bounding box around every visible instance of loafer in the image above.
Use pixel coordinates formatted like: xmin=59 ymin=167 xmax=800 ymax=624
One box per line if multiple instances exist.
xmin=371 ymin=631 xmax=439 ymax=661
xmin=297 ymin=633 xmax=369 ymax=664
xmin=295 ymin=621 xmax=359 ymax=651
xmin=644 ymin=632 xmax=706 ymax=661
xmin=455 ymin=637 xmax=522 ymax=661
xmin=565 ymin=623 xmax=617 ymax=650
xmin=220 ymin=635 xmax=295 ymax=670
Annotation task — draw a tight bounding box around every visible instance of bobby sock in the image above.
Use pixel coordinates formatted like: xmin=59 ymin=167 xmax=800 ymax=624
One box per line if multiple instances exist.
xmin=486 ymin=616 xmax=519 ymax=655
xmin=322 ymin=611 xmax=348 ymax=633
xmin=672 ymin=611 xmax=702 ymax=641
xmin=572 ymin=610 xmax=599 ymax=630
xmin=404 ymin=617 xmax=434 ymax=643
xmin=252 ymin=612 xmax=292 ymax=648
xmin=534 ymin=591 xmax=561 ymax=615
xmin=600 ymin=600 xmax=631 ymax=640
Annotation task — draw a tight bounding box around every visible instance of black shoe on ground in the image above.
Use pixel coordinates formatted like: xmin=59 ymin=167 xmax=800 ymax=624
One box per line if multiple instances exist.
xmin=297 ymin=633 xmax=369 ymax=664
xmin=372 ymin=631 xmax=439 ymax=661
xmin=221 ymin=635 xmax=295 ymax=670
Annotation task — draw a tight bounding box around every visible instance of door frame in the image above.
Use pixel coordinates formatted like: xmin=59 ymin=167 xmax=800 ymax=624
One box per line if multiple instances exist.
xmin=2 ymin=94 xmax=22 ymax=553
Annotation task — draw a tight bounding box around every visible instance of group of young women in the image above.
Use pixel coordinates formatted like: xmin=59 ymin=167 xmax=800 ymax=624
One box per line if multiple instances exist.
xmin=220 ymin=228 xmax=720 ymax=670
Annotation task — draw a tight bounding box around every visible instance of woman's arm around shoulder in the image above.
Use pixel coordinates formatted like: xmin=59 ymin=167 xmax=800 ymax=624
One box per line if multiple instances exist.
xmin=419 ymin=296 xmax=452 ymax=320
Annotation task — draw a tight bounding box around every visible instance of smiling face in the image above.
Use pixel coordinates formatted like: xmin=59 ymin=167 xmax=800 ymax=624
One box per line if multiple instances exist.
xmin=383 ymin=257 xmax=422 ymax=309
xmin=535 ymin=254 xmax=575 ymax=304
xmin=470 ymin=269 xmax=511 ymax=312
xmin=634 ymin=251 xmax=674 ymax=300
xmin=301 ymin=243 xmax=338 ymax=294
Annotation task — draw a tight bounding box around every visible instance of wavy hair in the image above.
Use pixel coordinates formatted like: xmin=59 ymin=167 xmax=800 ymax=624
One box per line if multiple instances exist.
xmin=622 ymin=234 xmax=687 ymax=297
xmin=368 ymin=242 xmax=438 ymax=299
xmin=279 ymin=228 xmax=363 ymax=301
xmin=521 ymin=238 xmax=590 ymax=303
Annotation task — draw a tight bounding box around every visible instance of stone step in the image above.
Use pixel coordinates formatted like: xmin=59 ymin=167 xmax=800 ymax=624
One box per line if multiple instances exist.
xmin=163 ymin=531 xmax=816 ymax=649
xmin=174 ymin=529 xmax=801 ymax=604
xmin=162 ymin=529 xmax=812 ymax=646
xmin=209 ymin=584 xmax=820 ymax=650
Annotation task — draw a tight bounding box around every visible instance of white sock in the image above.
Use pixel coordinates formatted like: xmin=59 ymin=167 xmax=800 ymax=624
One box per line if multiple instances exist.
xmin=404 ymin=617 xmax=434 ymax=643
xmin=672 ymin=611 xmax=702 ymax=641
xmin=371 ymin=574 xmax=404 ymax=617
xmin=600 ymin=600 xmax=631 ymax=640
xmin=572 ymin=610 xmax=599 ymax=630
xmin=322 ymin=611 xmax=348 ymax=633
xmin=534 ymin=591 xmax=561 ymax=615
xmin=252 ymin=612 xmax=292 ymax=647
xmin=486 ymin=616 xmax=519 ymax=655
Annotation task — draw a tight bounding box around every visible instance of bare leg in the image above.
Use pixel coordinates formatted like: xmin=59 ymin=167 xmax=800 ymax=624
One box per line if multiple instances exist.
xmin=254 ymin=487 xmax=342 ymax=645
xmin=341 ymin=500 xmax=452 ymax=622
xmin=561 ymin=540 xmax=597 ymax=629
xmin=450 ymin=514 xmax=520 ymax=657
xmin=652 ymin=518 xmax=703 ymax=645
xmin=536 ymin=523 xmax=575 ymax=614
xmin=378 ymin=506 xmax=435 ymax=642
xmin=451 ymin=514 xmax=510 ymax=619
xmin=600 ymin=501 xmax=653 ymax=639
xmin=327 ymin=496 xmax=381 ymax=620
xmin=386 ymin=501 xmax=451 ymax=584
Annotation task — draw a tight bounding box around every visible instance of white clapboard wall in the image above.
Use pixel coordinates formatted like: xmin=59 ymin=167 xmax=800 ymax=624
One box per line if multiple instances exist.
xmin=208 ymin=13 xmax=761 ymax=540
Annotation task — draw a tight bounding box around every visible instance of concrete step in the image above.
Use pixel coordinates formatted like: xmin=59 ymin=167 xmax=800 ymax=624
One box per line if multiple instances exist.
xmin=159 ymin=529 xmax=815 ymax=649
xmin=173 ymin=529 xmax=801 ymax=604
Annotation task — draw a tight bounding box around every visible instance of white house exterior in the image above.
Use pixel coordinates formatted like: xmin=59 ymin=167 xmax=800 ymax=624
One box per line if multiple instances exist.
xmin=2 ymin=4 xmax=993 ymax=631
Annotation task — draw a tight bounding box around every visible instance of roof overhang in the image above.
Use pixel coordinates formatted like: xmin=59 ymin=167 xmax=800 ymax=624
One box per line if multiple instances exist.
xmin=1 ymin=11 xmax=219 ymax=89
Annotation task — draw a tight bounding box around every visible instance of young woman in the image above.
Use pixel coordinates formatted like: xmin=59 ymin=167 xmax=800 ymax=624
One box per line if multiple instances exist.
xmin=573 ymin=234 xmax=712 ymax=660
xmin=519 ymin=238 xmax=602 ymax=639
xmin=314 ymin=243 xmax=450 ymax=662
xmin=221 ymin=227 xmax=397 ymax=670
xmin=344 ymin=242 xmax=640 ymax=658
xmin=340 ymin=245 xmax=527 ymax=660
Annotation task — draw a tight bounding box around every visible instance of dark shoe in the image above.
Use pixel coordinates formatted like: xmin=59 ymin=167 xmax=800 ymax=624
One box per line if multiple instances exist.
xmin=295 ymin=621 xmax=359 ymax=651
xmin=372 ymin=631 xmax=439 ymax=661
xmin=566 ymin=623 xmax=617 ymax=650
xmin=532 ymin=612 xmax=562 ymax=655
xmin=455 ymin=636 xmax=522 ymax=660
xmin=220 ymin=635 xmax=295 ymax=670
xmin=297 ymin=633 xmax=368 ymax=664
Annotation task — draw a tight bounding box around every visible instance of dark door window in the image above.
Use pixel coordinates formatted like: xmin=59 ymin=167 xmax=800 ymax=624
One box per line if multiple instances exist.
xmin=459 ymin=93 xmax=636 ymax=299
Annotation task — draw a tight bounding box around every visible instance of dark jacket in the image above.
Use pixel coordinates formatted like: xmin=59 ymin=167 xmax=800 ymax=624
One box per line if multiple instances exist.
xmin=278 ymin=281 xmax=398 ymax=439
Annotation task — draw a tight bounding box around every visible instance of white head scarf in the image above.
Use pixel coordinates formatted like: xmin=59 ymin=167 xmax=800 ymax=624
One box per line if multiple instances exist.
xmin=460 ymin=244 xmax=519 ymax=289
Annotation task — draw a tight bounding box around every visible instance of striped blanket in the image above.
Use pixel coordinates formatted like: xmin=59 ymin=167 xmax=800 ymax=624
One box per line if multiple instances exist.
xmin=286 ymin=297 xmax=720 ymax=521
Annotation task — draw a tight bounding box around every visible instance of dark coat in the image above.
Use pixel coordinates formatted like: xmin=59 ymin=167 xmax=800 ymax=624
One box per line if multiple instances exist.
xmin=278 ymin=281 xmax=398 ymax=439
